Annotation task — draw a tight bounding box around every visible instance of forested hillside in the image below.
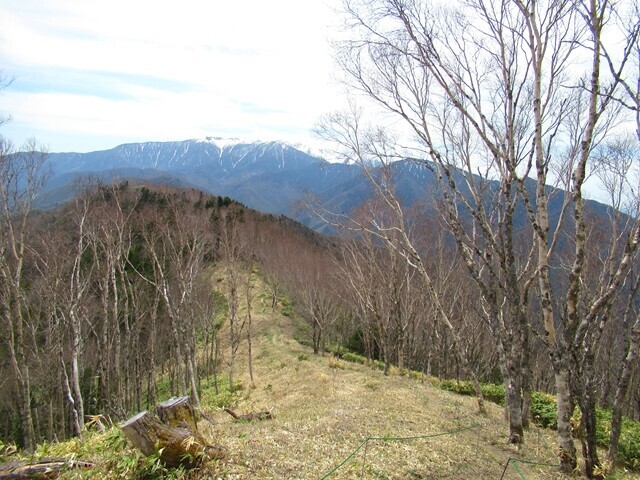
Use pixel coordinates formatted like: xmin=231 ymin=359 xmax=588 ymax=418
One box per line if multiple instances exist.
xmin=0 ymin=177 xmax=329 ymax=447
xmin=2 ymin=169 xmax=640 ymax=476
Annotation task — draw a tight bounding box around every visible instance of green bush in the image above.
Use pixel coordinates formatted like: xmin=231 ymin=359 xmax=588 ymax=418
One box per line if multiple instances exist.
xmin=324 ymin=343 xmax=344 ymax=357
xmin=437 ymin=381 xmax=504 ymax=405
xmin=481 ymin=383 xmax=505 ymax=406
xmin=426 ymin=376 xmax=441 ymax=388
xmin=618 ymin=416 xmax=640 ymax=470
xmin=530 ymin=391 xmax=557 ymax=429
xmin=589 ymin=407 xmax=640 ymax=470
xmin=279 ymin=295 xmax=294 ymax=317
xmin=211 ymin=290 xmax=228 ymax=329
xmin=594 ymin=407 xmax=612 ymax=447
xmin=439 ymin=379 xmax=475 ymax=396
xmin=341 ymin=352 xmax=366 ymax=364
xmin=0 ymin=440 xmax=17 ymax=462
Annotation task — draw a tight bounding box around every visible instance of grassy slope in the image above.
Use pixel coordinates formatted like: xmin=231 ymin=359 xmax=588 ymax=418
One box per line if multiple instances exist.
xmin=14 ymin=276 xmax=640 ymax=480
xmin=200 ymin=313 xmax=558 ymax=479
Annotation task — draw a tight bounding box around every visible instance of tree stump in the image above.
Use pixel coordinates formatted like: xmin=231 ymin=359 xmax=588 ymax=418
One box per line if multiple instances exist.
xmin=120 ymin=411 xmax=205 ymax=467
xmin=156 ymin=396 xmax=199 ymax=433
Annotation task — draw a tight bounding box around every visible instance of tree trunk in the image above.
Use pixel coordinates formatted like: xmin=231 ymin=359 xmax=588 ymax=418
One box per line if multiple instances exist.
xmin=608 ymin=317 xmax=640 ymax=464
xmin=229 ymin=356 xmax=236 ymax=393
xmin=228 ymin=279 xmax=240 ymax=392
xmin=213 ymin=337 xmax=220 ymax=395
xmin=167 ymin=311 xmax=187 ymax=396
xmin=470 ymin=376 xmax=486 ymax=416
xmin=506 ymin=376 xmax=524 ymax=444
xmin=184 ymin=345 xmax=200 ymax=406
xmin=579 ymin=400 xmax=601 ymax=479
xmin=17 ymin=374 xmax=35 ymax=452
xmin=556 ymin=369 xmax=577 ymax=474
xmin=579 ymin=358 xmax=602 ymax=478
xmin=503 ymin=346 xmax=524 ymax=444
xmin=247 ymin=317 xmax=254 ymax=386
xmin=68 ymin=311 xmax=84 ymax=435
xmin=521 ymin=326 xmax=532 ymax=429
xmin=312 ymin=316 xmax=321 ymax=355
xmin=60 ymin=356 xmax=82 ymax=438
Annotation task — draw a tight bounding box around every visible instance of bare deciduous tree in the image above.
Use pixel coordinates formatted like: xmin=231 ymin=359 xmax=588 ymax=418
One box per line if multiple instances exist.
xmin=312 ymin=124 xmax=487 ymax=413
xmin=329 ymin=0 xmax=639 ymax=474
xmin=133 ymin=194 xmax=210 ymax=405
xmin=0 ymin=136 xmax=48 ymax=450
xmin=218 ymin=204 xmax=246 ymax=392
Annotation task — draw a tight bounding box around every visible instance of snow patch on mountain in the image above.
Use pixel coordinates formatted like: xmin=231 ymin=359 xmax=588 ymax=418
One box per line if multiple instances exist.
xmin=197 ymin=136 xmax=247 ymax=151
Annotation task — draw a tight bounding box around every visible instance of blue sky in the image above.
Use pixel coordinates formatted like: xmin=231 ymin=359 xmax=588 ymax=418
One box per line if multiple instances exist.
xmin=0 ymin=0 xmax=345 ymax=153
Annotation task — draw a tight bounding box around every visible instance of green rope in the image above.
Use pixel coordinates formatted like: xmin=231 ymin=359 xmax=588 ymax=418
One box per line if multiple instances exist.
xmin=535 ymin=427 xmax=555 ymax=458
xmin=510 ymin=458 xmax=527 ymax=480
xmin=318 ymin=439 xmax=368 ymax=480
xmin=500 ymin=456 xmax=558 ymax=480
xmin=368 ymin=422 xmax=482 ymax=442
xmin=510 ymin=458 xmax=557 ymax=467
xmin=318 ymin=422 xmax=482 ymax=479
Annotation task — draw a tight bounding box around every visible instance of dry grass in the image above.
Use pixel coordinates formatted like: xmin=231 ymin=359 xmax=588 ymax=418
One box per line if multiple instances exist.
xmin=191 ymin=307 xmax=572 ymax=480
xmin=190 ymin=317 xmax=554 ymax=479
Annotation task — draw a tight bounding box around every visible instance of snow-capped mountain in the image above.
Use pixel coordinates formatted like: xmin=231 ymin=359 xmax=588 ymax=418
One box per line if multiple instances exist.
xmin=42 ymin=137 xmax=366 ymax=222
xmin=49 ymin=137 xmax=317 ymax=174
xmin=41 ymin=137 xmax=610 ymax=234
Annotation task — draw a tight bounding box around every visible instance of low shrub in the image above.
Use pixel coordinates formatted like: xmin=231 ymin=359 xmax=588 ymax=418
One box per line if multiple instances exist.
xmin=324 ymin=343 xmax=345 ymax=357
xmin=279 ymin=295 xmax=294 ymax=317
xmin=0 ymin=440 xmax=17 ymax=462
xmin=342 ymin=351 xmax=366 ymax=364
xmin=530 ymin=391 xmax=557 ymax=429
xmin=426 ymin=376 xmax=441 ymax=388
xmin=439 ymin=379 xmax=474 ymax=397
xmin=618 ymin=416 xmax=640 ymax=470
xmin=481 ymin=383 xmax=505 ymax=405
xmin=586 ymin=407 xmax=640 ymax=470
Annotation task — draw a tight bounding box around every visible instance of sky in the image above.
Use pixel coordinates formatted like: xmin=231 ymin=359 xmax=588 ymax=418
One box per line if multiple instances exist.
xmin=0 ymin=0 xmax=345 ymax=153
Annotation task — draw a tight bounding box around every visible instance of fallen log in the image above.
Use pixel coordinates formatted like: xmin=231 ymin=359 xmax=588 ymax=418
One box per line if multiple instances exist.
xmin=224 ymin=408 xmax=273 ymax=422
xmin=0 ymin=457 xmax=94 ymax=479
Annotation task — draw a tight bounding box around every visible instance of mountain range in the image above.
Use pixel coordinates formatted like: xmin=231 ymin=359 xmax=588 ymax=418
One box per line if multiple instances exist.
xmin=41 ymin=137 xmax=367 ymax=230
xmin=40 ymin=136 xmax=608 ymax=232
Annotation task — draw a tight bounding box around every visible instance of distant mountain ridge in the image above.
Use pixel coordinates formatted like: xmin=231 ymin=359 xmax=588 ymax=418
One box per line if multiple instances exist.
xmin=41 ymin=137 xmax=610 ymax=232
xmin=42 ymin=137 xmax=363 ymax=219
xmin=48 ymin=137 xmax=318 ymax=175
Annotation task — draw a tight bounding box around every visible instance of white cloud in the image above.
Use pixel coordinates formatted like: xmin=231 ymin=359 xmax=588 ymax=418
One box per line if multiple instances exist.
xmin=0 ymin=0 xmax=346 ymax=152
